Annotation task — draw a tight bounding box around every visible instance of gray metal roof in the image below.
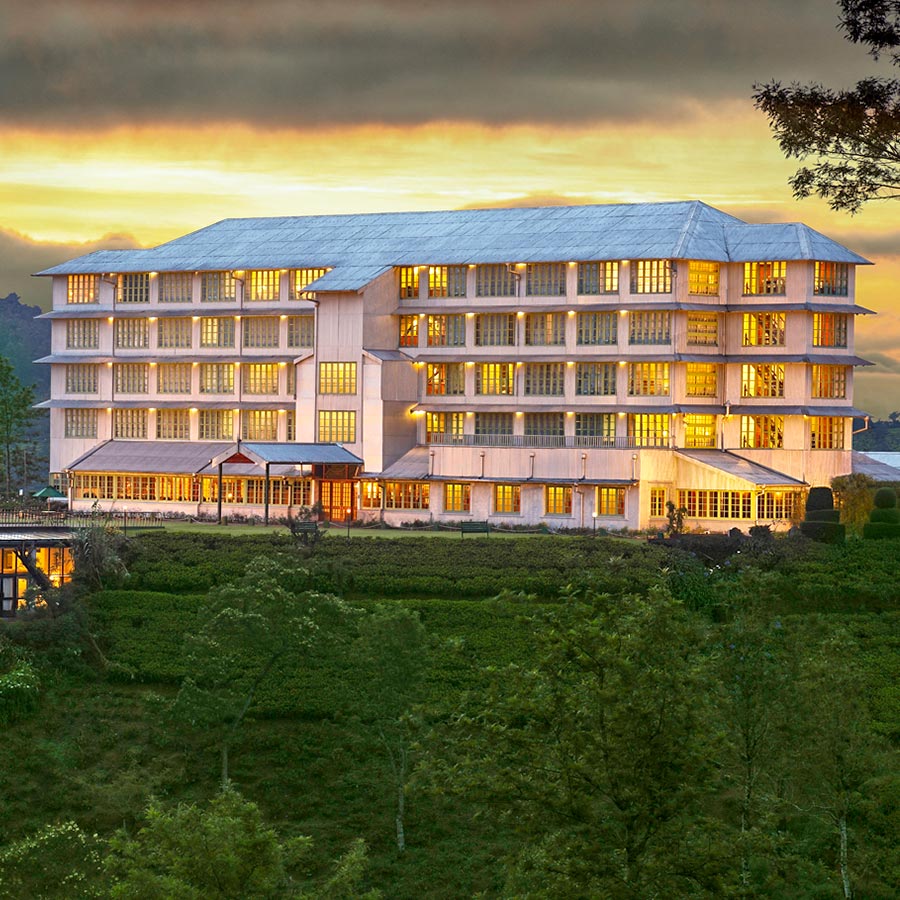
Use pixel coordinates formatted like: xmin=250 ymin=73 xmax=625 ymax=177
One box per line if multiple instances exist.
xmin=852 ymin=451 xmax=900 ymax=481
xmin=677 ymin=450 xmax=807 ymax=487
xmin=35 ymin=201 xmax=870 ymax=280
xmin=236 ymin=442 xmax=363 ymax=465
xmin=66 ymin=440 xmax=230 ymax=474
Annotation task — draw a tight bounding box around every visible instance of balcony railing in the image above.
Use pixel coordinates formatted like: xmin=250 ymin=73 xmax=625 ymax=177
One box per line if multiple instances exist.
xmin=426 ymin=433 xmax=672 ymax=449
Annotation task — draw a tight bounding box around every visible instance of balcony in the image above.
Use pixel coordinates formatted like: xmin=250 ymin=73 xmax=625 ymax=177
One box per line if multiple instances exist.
xmin=426 ymin=433 xmax=671 ymax=449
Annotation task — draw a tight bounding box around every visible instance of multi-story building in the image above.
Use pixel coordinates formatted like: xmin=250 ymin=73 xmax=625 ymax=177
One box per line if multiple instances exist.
xmin=36 ymin=201 xmax=872 ymax=530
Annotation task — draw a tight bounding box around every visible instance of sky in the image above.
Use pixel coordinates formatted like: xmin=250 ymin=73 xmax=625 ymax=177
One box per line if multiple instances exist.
xmin=1 ymin=0 xmax=898 ymax=416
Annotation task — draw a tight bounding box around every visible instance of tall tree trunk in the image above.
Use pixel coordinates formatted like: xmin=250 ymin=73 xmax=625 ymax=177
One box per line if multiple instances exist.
xmin=395 ymin=747 xmax=406 ymax=852
xmin=221 ymin=743 xmax=230 ymax=790
xmin=839 ymin=814 xmax=852 ymax=900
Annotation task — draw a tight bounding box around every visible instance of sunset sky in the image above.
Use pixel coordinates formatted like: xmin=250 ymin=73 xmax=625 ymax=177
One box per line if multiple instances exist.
xmin=2 ymin=0 xmax=898 ymax=415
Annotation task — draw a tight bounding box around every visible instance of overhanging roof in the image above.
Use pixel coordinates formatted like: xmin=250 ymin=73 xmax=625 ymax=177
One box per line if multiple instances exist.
xmin=677 ymin=449 xmax=807 ymax=488
xmin=207 ymin=442 xmax=363 ymax=468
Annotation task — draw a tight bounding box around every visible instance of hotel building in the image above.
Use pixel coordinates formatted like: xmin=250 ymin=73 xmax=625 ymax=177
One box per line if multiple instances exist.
xmin=35 ymin=201 xmax=872 ymax=530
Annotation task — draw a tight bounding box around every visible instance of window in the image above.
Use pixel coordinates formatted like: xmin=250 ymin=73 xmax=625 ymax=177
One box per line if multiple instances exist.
xmin=628 ymin=363 xmax=670 ymax=396
xmin=243 ymin=317 xmax=280 ymax=348
xmin=476 ymin=265 xmax=518 ymax=297
xmin=475 ymin=313 xmax=516 ymax=346
xmin=200 ymin=363 xmax=234 ymax=394
xmin=576 ymin=362 xmax=616 ymax=396
xmin=428 ymin=265 xmax=467 ymax=298
xmin=742 ymin=312 xmax=786 ymax=346
xmin=813 ymin=313 xmax=848 ymax=348
xmin=814 ymin=262 xmax=849 ymax=296
xmin=597 ymin=487 xmax=625 ymax=516
xmin=476 ymin=363 xmax=515 ymax=395
xmin=383 ymin=482 xmax=430 ymax=510
xmin=628 ymin=414 xmax=669 ymax=447
xmin=684 ymin=414 xmax=716 ymax=449
xmin=117 ymin=273 xmax=149 ymax=304
xmin=113 ymin=408 xmax=147 ymax=439
xmin=247 ymin=270 xmax=280 ymax=302
xmin=200 ymin=317 xmax=235 ymax=348
xmin=444 ymin=482 xmax=471 ymax=513
xmin=201 ymin=271 xmax=236 ymax=303
xmin=740 ymin=415 xmax=784 ymax=449
xmin=157 ymin=317 xmax=192 ymax=348
xmin=243 ymin=410 xmax=278 ymax=441
xmin=685 ymin=363 xmax=718 ymax=398
xmin=812 ymin=365 xmax=848 ymax=399
xmin=244 ymin=363 xmax=279 ymax=394
xmin=494 ymin=484 xmax=521 ymax=514
xmin=526 ymin=263 xmax=566 ymax=296
xmin=66 ymin=319 xmax=99 ymax=349
xmin=743 ymin=261 xmax=786 ymax=295
xmin=114 ymin=319 xmax=149 ymax=349
xmin=199 ymin=409 xmax=233 ymax=440
xmin=629 ymin=311 xmax=671 ymax=344
xmin=678 ymin=489 xmax=753 ymax=519
xmin=576 ymin=311 xmax=617 ymax=345
xmin=523 ymin=363 xmax=565 ymax=396
xmin=290 ymin=268 xmax=328 ymax=300
xmin=757 ymin=491 xmax=800 ymax=519
xmin=64 ymin=408 xmax=97 ymax=438
xmin=286 ymin=365 xmax=296 ymax=396
xmin=287 ymin=315 xmax=314 ymax=348
xmin=686 ymin=312 xmax=718 ymax=346
xmin=650 ymin=488 xmax=667 ymax=517
xmin=475 ymin=413 xmax=513 ymax=436
xmin=319 ymin=362 xmax=357 ymax=394
xmin=65 ymin=364 xmax=97 ymax=394
xmin=427 ymin=314 xmax=466 ymax=347
xmin=688 ymin=261 xmax=719 ymax=295
xmin=361 ymin=483 xmax=382 ymax=509
xmin=524 ymin=313 xmax=565 ymax=346
xmin=545 ymin=485 xmax=572 ymax=515
xmin=67 ymin=275 xmax=98 ymax=304
xmin=156 ymin=409 xmax=190 ymax=440
xmin=524 ymin=413 xmax=564 ymax=437
xmin=157 ymin=363 xmax=191 ymax=394
xmin=811 ymin=416 xmax=845 ymax=449
xmin=114 ymin=363 xmax=148 ymax=394
xmin=426 ymin=412 xmax=464 ymax=442
xmin=631 ymin=260 xmax=672 ymax=293
xmin=741 ymin=364 xmax=785 ymax=398
xmin=286 ymin=410 xmax=295 ymax=440
xmin=398 ymin=267 xmax=419 ymax=299
xmin=159 ymin=273 xmax=192 ymax=303
xmin=578 ymin=261 xmax=618 ymax=294
xmin=575 ymin=413 xmax=615 ymax=445
xmin=399 ymin=315 xmax=419 ymax=347
xmin=426 ymin=363 xmax=465 ymax=395
xmin=318 ymin=410 xmax=356 ymax=442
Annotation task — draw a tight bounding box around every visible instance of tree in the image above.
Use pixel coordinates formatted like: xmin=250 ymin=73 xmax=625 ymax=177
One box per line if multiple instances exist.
xmin=0 ymin=355 xmax=39 ymax=499
xmin=832 ymin=472 xmax=876 ymax=535
xmin=753 ymin=1 xmax=900 ymax=212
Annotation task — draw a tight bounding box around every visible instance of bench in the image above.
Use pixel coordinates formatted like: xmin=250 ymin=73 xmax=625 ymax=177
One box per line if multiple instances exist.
xmin=460 ymin=520 xmax=490 ymax=537
xmin=290 ymin=520 xmax=320 ymax=543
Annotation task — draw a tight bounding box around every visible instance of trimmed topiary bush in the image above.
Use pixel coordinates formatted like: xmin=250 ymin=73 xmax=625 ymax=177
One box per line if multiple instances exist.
xmin=873 ymin=487 xmax=898 ymax=509
xmin=806 ymin=486 xmax=835 ymax=511
xmin=863 ymin=485 xmax=900 ymax=539
xmin=805 ymin=508 xmax=841 ymax=523
xmin=869 ymin=508 xmax=900 ymax=525
xmin=800 ymin=486 xmax=845 ymax=543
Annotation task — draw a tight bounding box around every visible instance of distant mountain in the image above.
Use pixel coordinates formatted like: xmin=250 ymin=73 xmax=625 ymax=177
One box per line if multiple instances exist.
xmin=0 ymin=293 xmax=50 ymax=400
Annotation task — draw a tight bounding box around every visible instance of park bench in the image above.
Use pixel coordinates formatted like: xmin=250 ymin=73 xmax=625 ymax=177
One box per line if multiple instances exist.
xmin=460 ymin=520 xmax=490 ymax=537
xmin=290 ymin=520 xmax=320 ymax=543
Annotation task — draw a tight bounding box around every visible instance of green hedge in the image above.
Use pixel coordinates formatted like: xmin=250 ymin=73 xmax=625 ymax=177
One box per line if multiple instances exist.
xmin=863 ymin=522 xmax=900 ymax=540
xmin=799 ymin=521 xmax=845 ymax=543
xmin=0 ymin=659 xmax=40 ymax=725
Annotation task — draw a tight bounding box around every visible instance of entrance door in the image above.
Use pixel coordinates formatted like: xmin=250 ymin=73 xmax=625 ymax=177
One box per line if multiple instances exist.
xmin=320 ymin=481 xmax=355 ymax=522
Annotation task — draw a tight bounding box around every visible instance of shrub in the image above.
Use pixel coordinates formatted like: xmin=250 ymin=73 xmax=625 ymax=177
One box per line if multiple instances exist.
xmin=799 ymin=521 xmax=846 ymax=544
xmin=873 ymin=487 xmax=898 ymax=509
xmin=0 ymin=658 xmax=40 ymax=725
xmin=805 ymin=508 xmax=841 ymax=523
xmin=863 ymin=522 xmax=900 ymax=540
xmin=806 ymin=486 xmax=835 ymax=511
xmin=869 ymin=508 xmax=900 ymax=525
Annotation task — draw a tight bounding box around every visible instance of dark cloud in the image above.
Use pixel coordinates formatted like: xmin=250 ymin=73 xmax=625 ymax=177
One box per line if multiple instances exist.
xmin=830 ymin=230 xmax=900 ymax=258
xmin=0 ymin=0 xmax=885 ymax=127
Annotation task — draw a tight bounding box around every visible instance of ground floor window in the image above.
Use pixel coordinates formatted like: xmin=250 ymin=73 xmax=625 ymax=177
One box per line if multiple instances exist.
xmin=383 ymin=482 xmax=430 ymax=510
xmin=444 ymin=482 xmax=471 ymax=513
xmin=649 ymin=487 xmax=667 ymax=517
xmin=494 ymin=484 xmax=521 ymax=514
xmin=677 ymin=489 xmax=753 ymax=519
xmin=596 ymin=487 xmax=625 ymax=516
xmin=757 ymin=491 xmax=800 ymax=520
xmin=360 ymin=482 xmax=382 ymax=508
xmin=545 ymin=485 xmax=572 ymax=515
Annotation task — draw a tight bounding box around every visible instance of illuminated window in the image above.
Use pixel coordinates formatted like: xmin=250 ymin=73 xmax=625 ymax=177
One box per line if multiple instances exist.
xmin=628 ymin=414 xmax=669 ymax=448
xmin=199 ymin=409 xmax=233 ymax=440
xmin=286 ymin=410 xmax=295 ymax=440
xmin=64 ymin=408 xmax=97 ymax=438
xmin=360 ymin=482 xmax=382 ymax=509
xmin=426 ymin=363 xmax=465 ymax=396
xmin=526 ymin=263 xmax=566 ymax=296
xmin=814 ymin=262 xmax=849 ymax=296
xmin=757 ymin=491 xmax=800 ymax=519
xmin=426 ymin=412 xmax=464 ymax=442
xmin=678 ymin=489 xmax=753 ymax=519
xmin=742 ymin=312 xmax=786 ymax=346
xmin=114 ymin=319 xmax=149 ymax=349
xmin=427 ymin=314 xmax=466 ymax=347
xmin=578 ymin=261 xmax=618 ymax=295
xmin=743 ymin=261 xmax=786 ymax=295
xmin=398 ymin=267 xmax=419 ymax=299
xmin=685 ymin=363 xmax=718 ymax=398
xmin=67 ymin=275 xmax=98 ymax=304
xmin=113 ymin=408 xmax=148 ymax=439
xmin=688 ymin=261 xmax=719 ymax=295
xmin=287 ymin=315 xmax=314 ymax=347
xmin=243 ymin=317 xmax=280 ymax=348
xmin=243 ymin=410 xmax=278 ymax=441
xmin=157 ymin=363 xmax=191 ymax=394
xmin=247 ymin=270 xmax=280 ymax=302
xmin=684 ymin=414 xmax=716 ymax=449
xmin=475 ymin=413 xmax=513 ymax=436
xmin=66 ymin=319 xmax=99 ymax=349
xmin=319 ymin=362 xmax=357 ymax=394
xmin=650 ymin=487 xmax=667 ymax=517
xmin=290 ymin=268 xmax=328 ymax=300
xmin=444 ymin=482 xmax=471 ymax=513
xmin=545 ymin=485 xmax=572 ymax=515
xmin=428 ymin=265 xmax=467 ymax=298
xmin=813 ymin=313 xmax=848 ymax=347
xmin=475 ymin=313 xmax=516 ymax=346
xmin=117 ymin=273 xmax=149 ymax=304
xmin=383 ymin=482 xmax=430 ymax=510
xmin=159 ymin=272 xmax=192 ymax=304
xmin=597 ymin=487 xmax=625 ymax=516
xmin=318 ymin=410 xmax=356 ymax=442
xmin=686 ymin=312 xmax=718 ymax=346
xmin=494 ymin=484 xmax=521 ymax=514
xmin=631 ymin=260 xmax=672 ymax=293
xmin=812 ymin=365 xmax=848 ymax=399
xmin=741 ymin=364 xmax=785 ymax=398
xmin=575 ymin=413 xmax=615 ymax=445
xmin=523 ymin=363 xmax=565 ymax=396
xmin=576 ymin=311 xmax=617 ymax=345
xmin=157 ymin=317 xmax=192 ymax=348
xmin=576 ymin=362 xmax=616 ymax=396
xmin=200 ymin=363 xmax=234 ymax=394
xmin=476 ymin=363 xmax=515 ymax=395
xmin=399 ymin=315 xmax=419 ymax=347
xmin=524 ymin=313 xmax=565 ymax=345
xmin=811 ymin=416 xmax=845 ymax=449
xmin=65 ymin=364 xmax=97 ymax=394
xmin=628 ymin=363 xmax=670 ymax=396
xmin=114 ymin=363 xmax=148 ymax=394
xmin=476 ymin=265 xmax=518 ymax=297
xmin=200 ymin=317 xmax=235 ymax=348
xmin=201 ymin=272 xmax=236 ymax=303
xmin=156 ymin=409 xmax=189 ymax=440
xmin=629 ymin=311 xmax=671 ymax=344
xmin=740 ymin=415 xmax=784 ymax=449
xmin=243 ymin=364 xmax=279 ymax=394
xmin=524 ymin=413 xmax=564 ymax=437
